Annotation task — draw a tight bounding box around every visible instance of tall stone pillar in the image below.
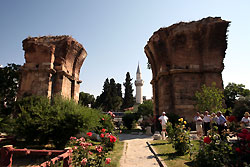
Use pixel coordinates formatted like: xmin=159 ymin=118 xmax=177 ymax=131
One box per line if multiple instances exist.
xmin=18 ymin=36 xmax=87 ymax=102
xmin=145 ymin=17 xmax=230 ymax=121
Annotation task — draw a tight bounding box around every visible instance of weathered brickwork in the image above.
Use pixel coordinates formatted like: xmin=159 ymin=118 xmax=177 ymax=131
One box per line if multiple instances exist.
xmin=145 ymin=17 xmax=230 ymax=121
xmin=18 ymin=36 xmax=87 ymax=101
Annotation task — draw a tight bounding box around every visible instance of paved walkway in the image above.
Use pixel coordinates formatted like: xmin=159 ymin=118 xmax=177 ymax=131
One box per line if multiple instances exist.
xmin=118 ymin=134 xmax=159 ymax=167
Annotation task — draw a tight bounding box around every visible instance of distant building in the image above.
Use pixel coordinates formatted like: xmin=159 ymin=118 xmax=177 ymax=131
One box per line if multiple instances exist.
xmin=135 ymin=63 xmax=144 ymax=104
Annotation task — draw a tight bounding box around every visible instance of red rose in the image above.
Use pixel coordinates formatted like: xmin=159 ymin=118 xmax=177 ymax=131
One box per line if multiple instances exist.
xmin=204 ymin=136 xmax=212 ymax=144
xmin=109 ymin=135 xmax=117 ymax=143
xmin=105 ymin=158 xmax=111 ymax=164
xmin=246 ymin=134 xmax=250 ymax=141
xmin=228 ymin=116 xmax=236 ymax=122
xmin=86 ymin=132 xmax=92 ymax=137
xmin=242 ymin=129 xmax=249 ymax=134
xmin=101 ymin=128 xmax=106 ymax=133
xmin=238 ymin=133 xmax=246 ymax=139
xmin=100 ymin=133 xmax=104 ymax=138
xmin=235 ymin=147 xmax=241 ymax=153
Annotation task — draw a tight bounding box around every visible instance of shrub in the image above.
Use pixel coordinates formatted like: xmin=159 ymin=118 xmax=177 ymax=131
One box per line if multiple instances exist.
xmin=14 ymin=96 xmax=113 ymax=149
xmin=122 ymin=111 xmax=139 ymax=130
xmin=194 ymin=126 xmax=236 ymax=167
xmin=137 ymin=100 xmax=153 ymax=117
xmin=193 ymin=125 xmax=250 ymax=166
xmin=170 ymin=118 xmax=191 ymax=155
xmin=67 ymin=135 xmax=114 ymax=166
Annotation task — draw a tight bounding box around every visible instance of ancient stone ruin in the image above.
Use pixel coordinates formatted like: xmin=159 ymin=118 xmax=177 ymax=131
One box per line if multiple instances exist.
xmin=18 ymin=36 xmax=87 ymax=101
xmin=145 ymin=17 xmax=230 ymax=121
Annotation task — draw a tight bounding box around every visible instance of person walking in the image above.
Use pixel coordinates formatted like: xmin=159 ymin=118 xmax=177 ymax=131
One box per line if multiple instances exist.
xmin=194 ymin=112 xmax=203 ymax=139
xmin=158 ymin=112 xmax=168 ymax=140
xmin=203 ymin=111 xmax=211 ymax=136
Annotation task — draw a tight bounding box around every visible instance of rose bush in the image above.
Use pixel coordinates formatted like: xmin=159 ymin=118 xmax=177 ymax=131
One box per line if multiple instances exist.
xmin=194 ymin=123 xmax=250 ymax=166
xmin=67 ymin=131 xmax=117 ymax=167
xmin=168 ymin=118 xmax=191 ymax=155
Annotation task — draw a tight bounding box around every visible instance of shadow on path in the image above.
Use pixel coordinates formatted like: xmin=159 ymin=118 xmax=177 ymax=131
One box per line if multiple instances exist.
xmin=118 ymin=134 xmax=153 ymax=141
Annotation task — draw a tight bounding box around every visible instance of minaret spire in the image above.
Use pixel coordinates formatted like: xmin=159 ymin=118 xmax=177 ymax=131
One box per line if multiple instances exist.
xmin=136 ymin=62 xmax=141 ymax=74
xmin=135 ymin=63 xmax=144 ymax=104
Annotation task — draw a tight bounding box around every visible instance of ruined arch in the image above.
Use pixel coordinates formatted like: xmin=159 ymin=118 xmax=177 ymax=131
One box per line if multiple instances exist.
xmin=144 ymin=17 xmax=230 ymax=122
xmin=18 ymin=36 xmax=87 ymax=101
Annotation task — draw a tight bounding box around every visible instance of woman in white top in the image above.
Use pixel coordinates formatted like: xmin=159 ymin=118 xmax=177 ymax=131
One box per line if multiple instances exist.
xmin=241 ymin=112 xmax=250 ymax=127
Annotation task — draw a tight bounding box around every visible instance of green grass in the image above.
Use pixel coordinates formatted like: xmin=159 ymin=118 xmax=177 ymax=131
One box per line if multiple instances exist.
xmin=150 ymin=140 xmax=200 ymax=167
xmin=107 ymin=141 xmax=125 ymax=167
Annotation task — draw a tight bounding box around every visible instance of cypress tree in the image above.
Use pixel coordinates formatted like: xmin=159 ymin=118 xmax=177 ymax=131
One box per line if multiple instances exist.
xmin=122 ymin=72 xmax=134 ymax=109
xmin=95 ymin=78 xmax=122 ymax=111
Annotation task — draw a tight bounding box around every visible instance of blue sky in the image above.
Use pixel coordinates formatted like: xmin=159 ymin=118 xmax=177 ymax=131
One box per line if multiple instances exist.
xmin=1 ymin=0 xmax=250 ymax=98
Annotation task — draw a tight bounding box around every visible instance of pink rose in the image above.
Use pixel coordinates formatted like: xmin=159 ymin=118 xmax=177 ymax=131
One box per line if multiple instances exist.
xmin=96 ymin=145 xmax=103 ymax=153
xmin=70 ymin=136 xmax=76 ymax=140
xmin=81 ymin=158 xmax=87 ymax=166
xmin=105 ymin=158 xmax=111 ymax=164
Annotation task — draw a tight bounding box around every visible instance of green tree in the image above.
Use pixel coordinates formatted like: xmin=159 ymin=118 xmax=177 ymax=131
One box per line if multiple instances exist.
xmin=95 ymin=78 xmax=122 ymax=111
xmin=224 ymin=82 xmax=250 ymax=109
xmin=109 ymin=78 xmax=122 ymax=111
xmin=116 ymin=83 xmax=122 ymax=98
xmin=194 ymin=83 xmax=225 ymax=113
xmin=0 ymin=63 xmax=21 ymax=115
xmin=79 ymin=92 xmax=95 ymax=107
xmin=137 ymin=100 xmax=153 ymax=117
xmin=122 ymin=72 xmax=134 ymax=109
xmin=232 ymin=96 xmax=250 ymax=121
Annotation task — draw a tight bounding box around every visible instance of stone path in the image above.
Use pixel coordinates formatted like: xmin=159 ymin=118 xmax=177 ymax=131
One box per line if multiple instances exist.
xmin=118 ymin=134 xmax=160 ymax=167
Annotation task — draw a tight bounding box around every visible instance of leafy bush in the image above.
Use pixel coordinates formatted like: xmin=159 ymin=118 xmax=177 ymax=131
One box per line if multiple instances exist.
xmin=170 ymin=118 xmax=191 ymax=155
xmin=67 ymin=133 xmax=115 ymax=166
xmin=137 ymin=100 xmax=153 ymax=117
xmin=15 ymin=96 xmax=113 ymax=149
xmin=194 ymin=126 xmax=236 ymax=167
xmin=194 ymin=125 xmax=250 ymax=166
xmin=122 ymin=111 xmax=139 ymax=130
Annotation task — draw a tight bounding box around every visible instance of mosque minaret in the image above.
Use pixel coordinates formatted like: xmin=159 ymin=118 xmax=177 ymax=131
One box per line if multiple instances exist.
xmin=135 ymin=63 xmax=144 ymax=104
